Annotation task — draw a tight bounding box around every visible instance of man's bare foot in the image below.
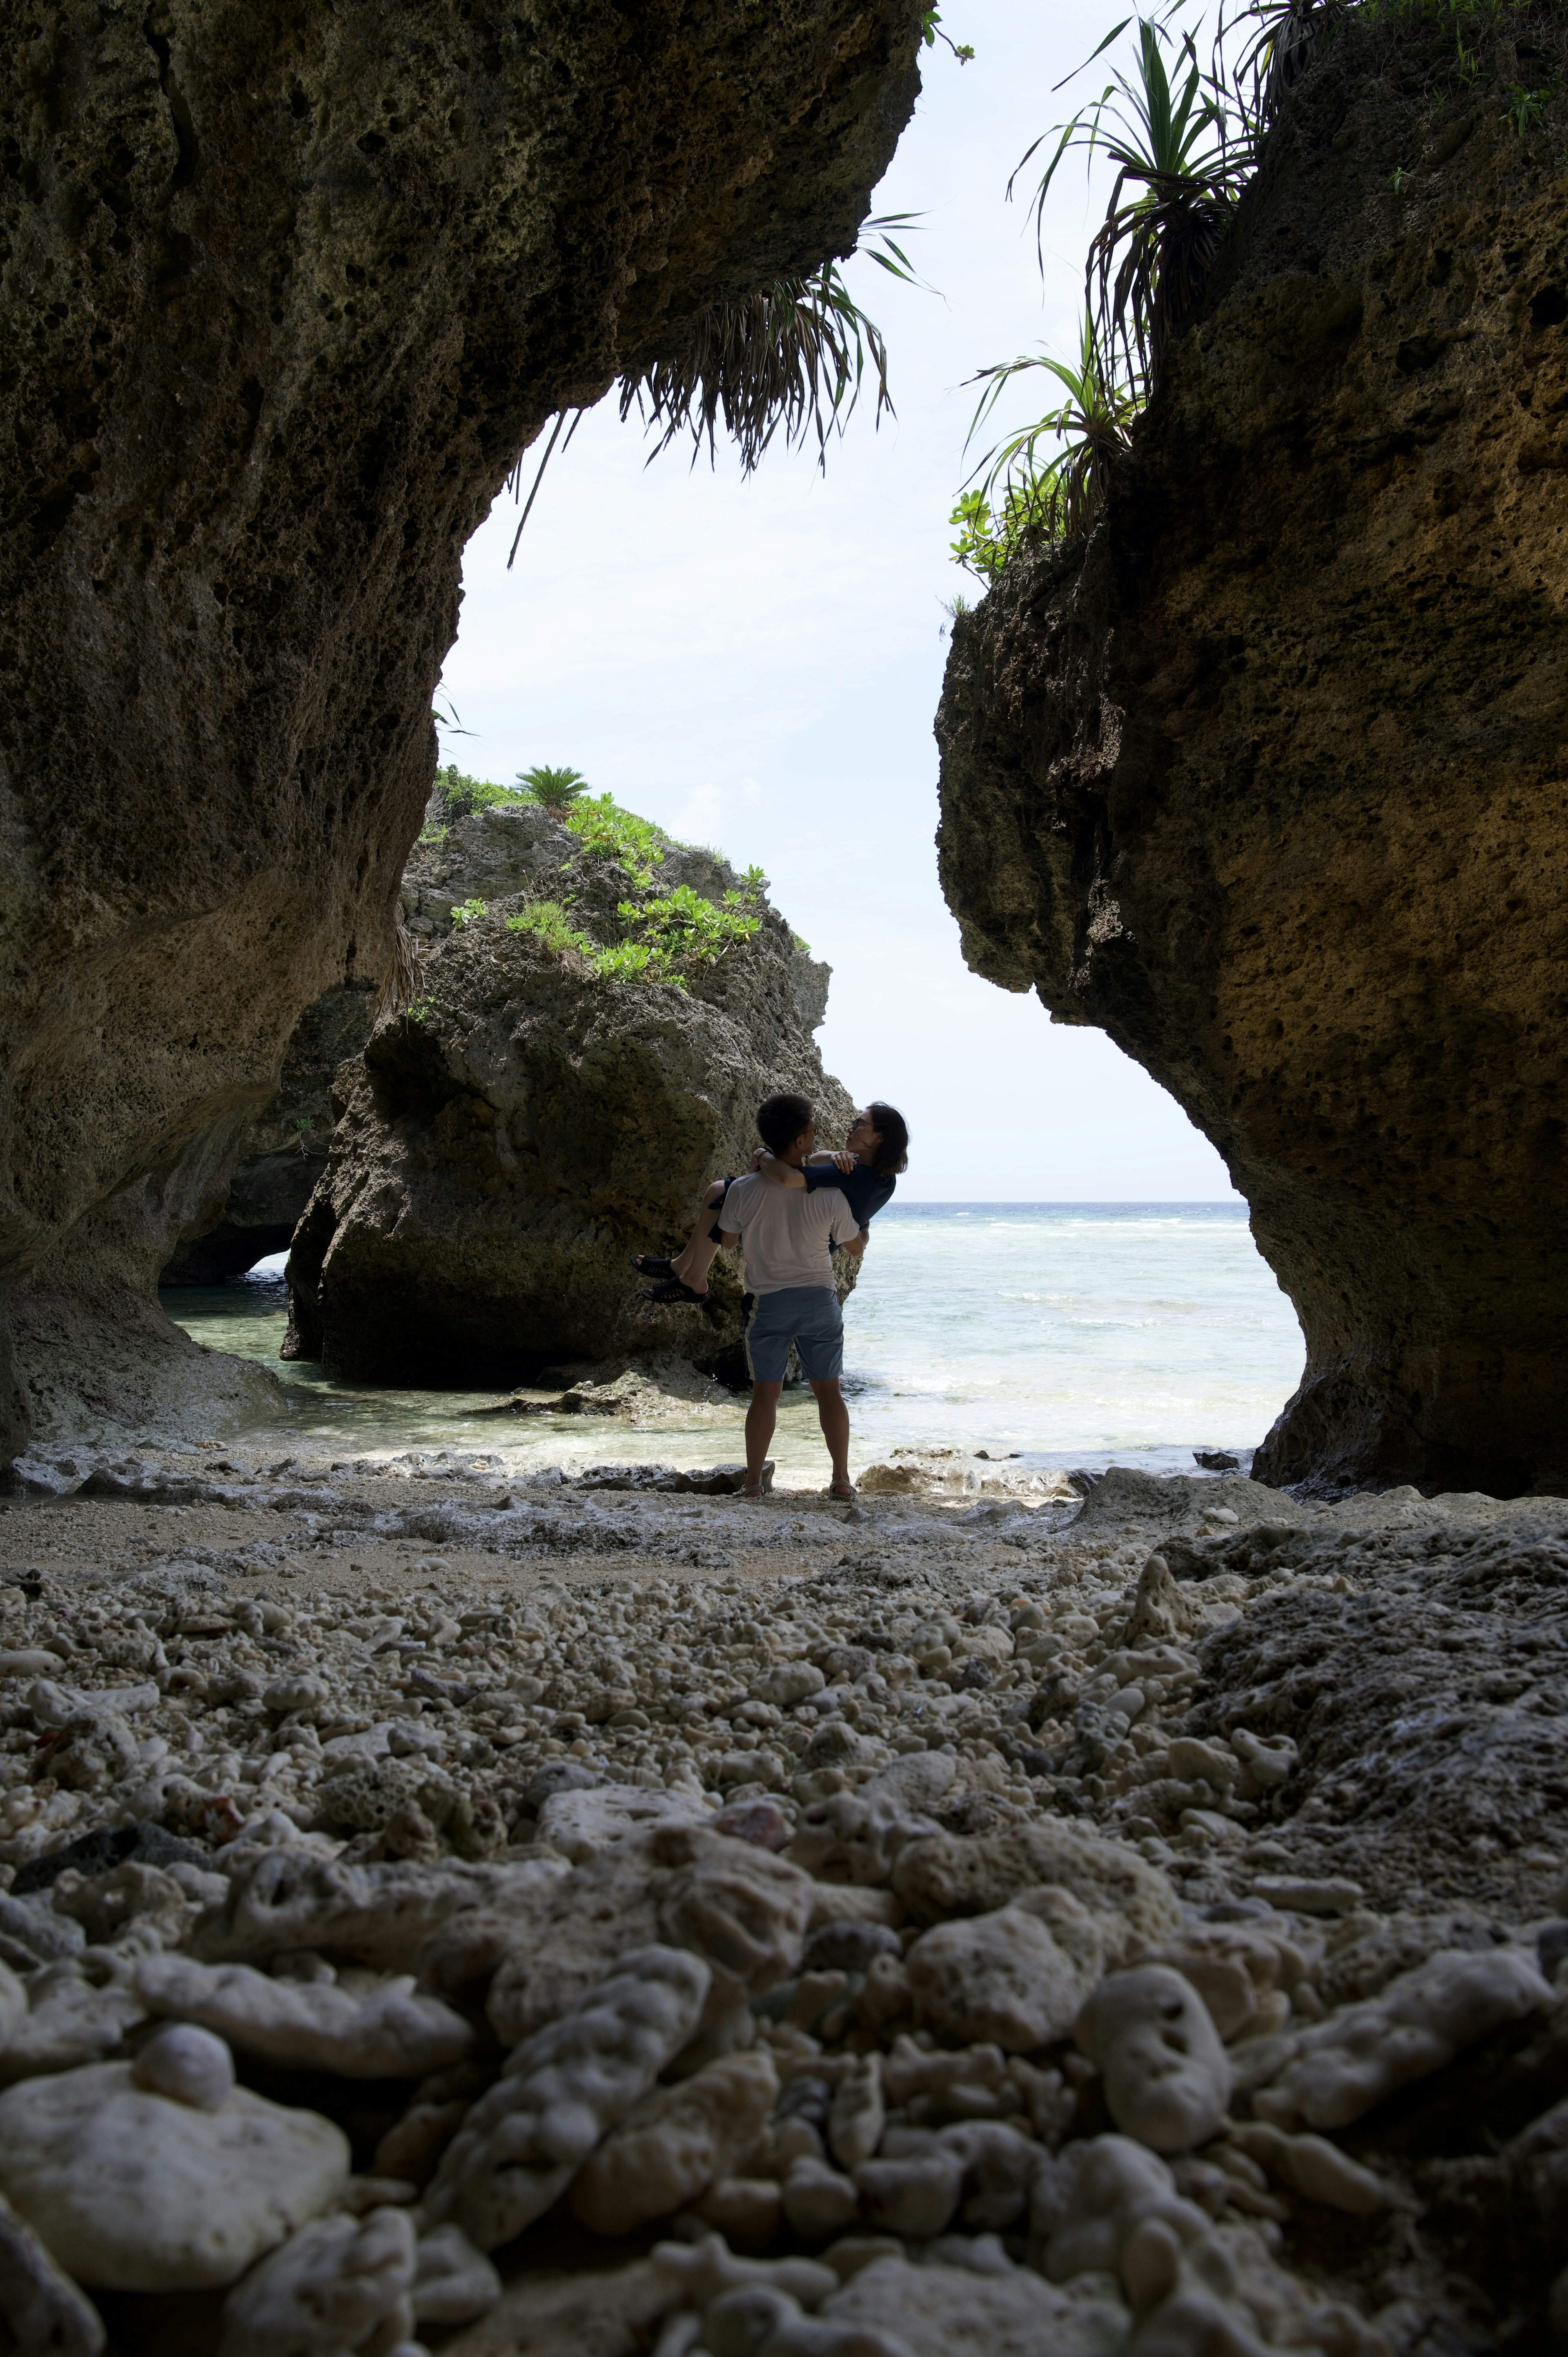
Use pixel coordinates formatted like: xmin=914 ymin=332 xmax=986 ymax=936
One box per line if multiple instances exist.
xmin=828 ymin=1477 xmax=856 ymax=1500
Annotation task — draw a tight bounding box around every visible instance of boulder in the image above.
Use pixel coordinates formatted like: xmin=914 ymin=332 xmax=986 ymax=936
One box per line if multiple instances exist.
xmin=0 ymin=2190 xmax=105 ymax=2357
xmin=415 ymin=1822 xmax=812 ymax=2044
xmin=283 ymin=801 xmax=853 ymax=1381
xmin=217 ymin=2207 xmax=416 ymax=2357
xmin=906 ymin=1889 xmax=1106 ymax=2054
xmin=0 ymin=0 xmax=922 ymax=1463
xmin=891 ymin=1821 xmax=1181 ymax=1957
xmin=568 ymin=2048 xmax=779 ymax=2235
xmin=423 ymin=1944 xmax=710 ymax=2250
xmin=136 ymin=1954 xmax=477 ymax=2078
xmin=0 ymin=2056 xmax=348 ymax=2289
xmin=824 ymin=2255 xmax=1129 ymax=2357
xmin=933 ymin=3 xmax=1568 ymax=1498
xmin=1075 ymin=1968 xmax=1232 ymax=2154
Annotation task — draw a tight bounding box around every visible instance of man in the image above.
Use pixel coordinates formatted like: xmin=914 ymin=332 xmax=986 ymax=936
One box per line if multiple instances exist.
xmin=717 ymin=1092 xmax=864 ymax=1500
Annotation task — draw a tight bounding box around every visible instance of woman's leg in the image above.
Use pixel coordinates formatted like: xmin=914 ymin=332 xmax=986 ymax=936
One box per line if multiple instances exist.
xmin=670 ymin=1182 xmax=726 ymax=1293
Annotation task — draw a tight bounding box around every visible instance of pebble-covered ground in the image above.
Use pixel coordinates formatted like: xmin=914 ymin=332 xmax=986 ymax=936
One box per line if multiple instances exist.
xmin=0 ymin=1441 xmax=1562 ymax=2357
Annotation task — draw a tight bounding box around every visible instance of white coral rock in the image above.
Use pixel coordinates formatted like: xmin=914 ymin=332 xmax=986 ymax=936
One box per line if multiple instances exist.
xmin=906 ymin=1888 xmax=1105 ymax=2053
xmin=217 ymin=2205 xmax=416 ymax=2357
xmin=1076 ymin=1967 xmax=1232 ymax=2152
xmin=423 ymin=1943 xmax=711 ymax=2250
xmin=0 ymin=2057 xmax=349 ymax=2289
xmin=568 ymin=2048 xmax=779 ymax=2236
xmin=1252 ymin=1947 xmax=1550 ymax=2130
xmin=136 ymin=1954 xmax=474 ymax=2078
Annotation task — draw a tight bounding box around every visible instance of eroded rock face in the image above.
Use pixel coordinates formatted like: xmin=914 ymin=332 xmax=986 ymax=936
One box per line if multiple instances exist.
xmin=935 ymin=13 xmax=1568 ymax=1497
xmin=283 ymin=803 xmax=854 ymax=1380
xmin=159 ymin=988 xmax=375 ymax=1288
xmin=0 ymin=0 xmax=922 ymax=1459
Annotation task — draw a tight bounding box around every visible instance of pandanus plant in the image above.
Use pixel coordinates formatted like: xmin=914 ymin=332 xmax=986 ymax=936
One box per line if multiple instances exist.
xmin=1018 ymin=16 xmax=1247 ymax=392
xmin=959 ymin=312 xmax=1145 ymax=567
xmin=505 ymin=221 xmax=923 ymax=563
xmin=619 ymin=219 xmax=925 ymax=476
xmin=953 ymin=11 xmax=1258 ymax=573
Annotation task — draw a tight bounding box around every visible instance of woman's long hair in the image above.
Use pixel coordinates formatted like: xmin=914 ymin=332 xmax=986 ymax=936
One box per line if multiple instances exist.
xmin=867 ymin=1102 xmax=910 ymax=1175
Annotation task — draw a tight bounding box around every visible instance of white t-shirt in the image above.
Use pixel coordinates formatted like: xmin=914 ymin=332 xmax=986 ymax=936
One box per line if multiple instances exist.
xmin=719 ymin=1173 xmax=860 ymax=1295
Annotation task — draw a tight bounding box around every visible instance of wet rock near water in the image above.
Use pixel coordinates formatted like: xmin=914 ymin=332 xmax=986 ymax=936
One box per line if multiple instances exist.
xmin=283 ymin=798 xmax=853 ymax=1387
xmin=0 ymin=1458 xmax=1554 ymax=2347
xmin=159 ymin=988 xmax=377 ymax=1290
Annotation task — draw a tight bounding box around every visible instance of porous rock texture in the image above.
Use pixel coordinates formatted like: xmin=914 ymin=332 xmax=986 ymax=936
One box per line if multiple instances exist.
xmin=935 ymin=12 xmax=1568 ymax=1499
xmin=0 ymin=1455 xmax=1564 ymax=2349
xmin=283 ymin=799 xmax=854 ymax=1382
xmin=0 ymin=0 xmax=923 ymax=1463
xmin=159 ymin=987 xmax=375 ymax=1288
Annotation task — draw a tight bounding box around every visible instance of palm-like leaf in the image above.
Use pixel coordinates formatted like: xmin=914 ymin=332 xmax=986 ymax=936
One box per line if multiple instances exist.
xmin=1014 ymin=19 xmax=1247 ymax=388
xmin=1222 ymin=0 xmax=1343 ymax=147
xmin=962 ymin=313 xmax=1143 ymax=545
xmin=619 ymin=216 xmax=922 ymax=475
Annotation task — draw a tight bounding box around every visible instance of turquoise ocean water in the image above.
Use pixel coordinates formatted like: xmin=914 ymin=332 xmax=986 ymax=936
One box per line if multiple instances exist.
xmin=163 ymin=1203 xmax=1304 ymax=1482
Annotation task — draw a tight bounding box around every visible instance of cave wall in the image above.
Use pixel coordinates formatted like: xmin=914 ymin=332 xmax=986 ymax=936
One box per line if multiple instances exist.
xmin=158 ymin=984 xmax=375 ymax=1287
xmin=0 ymin=0 xmax=921 ymax=1450
xmin=936 ymin=16 xmax=1568 ymax=1498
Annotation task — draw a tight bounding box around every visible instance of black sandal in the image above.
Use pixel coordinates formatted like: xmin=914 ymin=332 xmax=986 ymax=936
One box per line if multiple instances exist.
xmin=630 ymin=1253 xmax=675 ymax=1277
xmin=641 ymin=1278 xmax=708 ymax=1304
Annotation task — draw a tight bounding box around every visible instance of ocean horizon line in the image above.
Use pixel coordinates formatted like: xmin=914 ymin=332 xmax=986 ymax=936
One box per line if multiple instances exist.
xmin=879 ymin=1198 xmax=1249 ymax=1212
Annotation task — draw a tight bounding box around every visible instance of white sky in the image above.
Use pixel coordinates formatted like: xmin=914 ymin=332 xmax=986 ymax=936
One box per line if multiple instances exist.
xmin=437 ymin=0 xmax=1240 ymax=1205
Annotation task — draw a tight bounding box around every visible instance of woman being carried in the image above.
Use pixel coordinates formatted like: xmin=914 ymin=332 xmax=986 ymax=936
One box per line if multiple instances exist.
xmin=633 ymin=1100 xmax=909 ymax=1305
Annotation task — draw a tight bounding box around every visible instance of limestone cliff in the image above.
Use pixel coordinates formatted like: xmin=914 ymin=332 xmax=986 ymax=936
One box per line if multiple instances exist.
xmin=0 ymin=0 xmax=922 ymax=1452
xmin=284 ymin=802 xmax=854 ymax=1381
xmin=159 ymin=987 xmax=374 ymax=1287
xmin=937 ymin=12 xmax=1568 ymax=1498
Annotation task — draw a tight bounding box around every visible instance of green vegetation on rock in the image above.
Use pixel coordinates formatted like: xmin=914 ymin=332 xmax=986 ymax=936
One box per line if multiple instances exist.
xmin=424 ymin=766 xmax=527 ymax=835
xmin=516 ymin=763 xmax=591 ymax=808
xmin=562 ymin=793 xmax=671 ymax=888
xmin=503 ymin=863 xmax=765 ymax=992
xmin=505 ymin=901 xmax=595 ymax=957
xmin=951 ymin=0 xmax=1568 ymax=581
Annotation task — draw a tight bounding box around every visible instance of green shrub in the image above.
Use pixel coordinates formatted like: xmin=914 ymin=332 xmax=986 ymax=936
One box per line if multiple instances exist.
xmin=505 ymin=901 xmax=595 ymax=957
xmin=429 ymin=765 xmax=526 ymax=826
xmin=564 ymin=793 xmax=670 ymax=888
xmin=449 ymin=898 xmax=488 ymax=930
xmin=593 ymin=939 xmax=674 ymax=982
xmin=617 ymin=879 xmax=762 ymax=968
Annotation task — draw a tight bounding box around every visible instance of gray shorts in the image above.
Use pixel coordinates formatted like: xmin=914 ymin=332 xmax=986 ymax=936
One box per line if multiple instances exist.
xmin=744 ymin=1286 xmax=844 ymax=1384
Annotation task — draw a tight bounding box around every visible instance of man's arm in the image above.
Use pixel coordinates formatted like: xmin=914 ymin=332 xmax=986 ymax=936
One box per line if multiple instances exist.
xmin=752 ymin=1151 xmax=806 ymax=1191
xmin=826 ymin=1197 xmax=866 ymax=1261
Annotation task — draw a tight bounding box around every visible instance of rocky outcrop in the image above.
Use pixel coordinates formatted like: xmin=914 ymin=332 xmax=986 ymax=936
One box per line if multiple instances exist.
xmin=160 ymin=988 xmax=374 ymax=1287
xmin=284 ymin=803 xmax=854 ymax=1381
xmin=936 ymin=13 xmax=1568 ymax=1499
xmin=0 ymin=0 xmax=922 ymax=1456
